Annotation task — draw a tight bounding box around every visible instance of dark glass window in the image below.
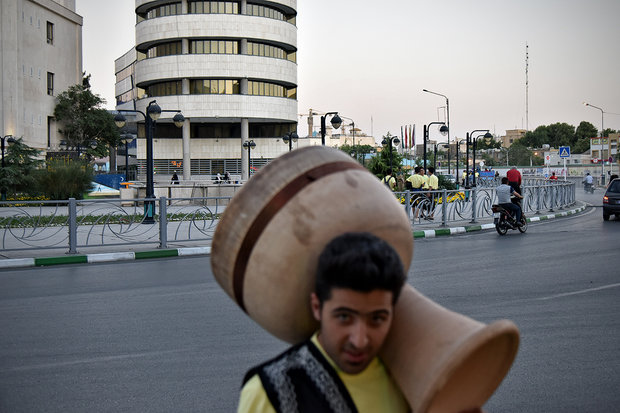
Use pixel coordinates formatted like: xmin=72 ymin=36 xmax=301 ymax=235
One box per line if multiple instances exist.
xmin=46 ymin=21 xmax=54 ymax=44
xmin=189 ymin=1 xmax=239 ymax=14
xmin=145 ymin=2 xmax=182 ymax=19
xmin=147 ymin=41 xmax=182 ymax=58
xmin=146 ymin=81 xmax=183 ymax=97
xmin=190 ymin=79 xmax=240 ymax=94
xmin=47 ymin=72 xmax=54 ymax=95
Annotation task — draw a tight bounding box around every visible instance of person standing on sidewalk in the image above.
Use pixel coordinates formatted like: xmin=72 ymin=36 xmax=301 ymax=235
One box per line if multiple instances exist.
xmin=426 ymin=167 xmax=439 ymax=221
xmin=382 ymin=169 xmax=397 ymax=191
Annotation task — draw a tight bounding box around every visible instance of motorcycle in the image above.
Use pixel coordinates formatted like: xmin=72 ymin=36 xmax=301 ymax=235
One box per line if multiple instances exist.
xmin=491 ymin=204 xmax=527 ymax=235
xmin=583 ymin=182 xmax=594 ymax=193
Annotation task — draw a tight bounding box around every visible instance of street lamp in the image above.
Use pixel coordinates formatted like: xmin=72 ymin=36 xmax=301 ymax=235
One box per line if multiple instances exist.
xmin=1 ymin=135 xmax=16 ymax=201
xmin=115 ymin=100 xmax=184 ymax=224
xmin=381 ymin=135 xmax=401 ymax=172
xmin=465 ymin=130 xmax=491 ymax=188
xmin=583 ymin=102 xmax=606 ymax=185
xmin=423 ymin=89 xmax=451 ymax=174
xmin=455 ymin=139 xmax=467 ymax=187
xmin=120 ymin=134 xmax=134 ymax=180
xmin=282 ymin=131 xmax=298 ymax=152
xmin=320 ymin=112 xmax=342 ymax=146
xmin=423 ymin=122 xmax=448 ymax=170
xmin=243 ymin=140 xmax=256 ymax=178
xmin=472 ymin=132 xmax=493 ymax=186
xmin=438 ymin=143 xmax=451 ymax=172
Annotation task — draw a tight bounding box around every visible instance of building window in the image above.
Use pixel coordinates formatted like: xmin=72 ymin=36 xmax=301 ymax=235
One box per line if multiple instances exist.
xmin=146 ymin=41 xmax=182 ymax=58
xmin=146 ymin=80 xmax=182 ymax=97
xmin=248 ymin=81 xmax=295 ymax=99
xmin=189 ymin=1 xmax=239 ymax=14
xmin=190 ymin=79 xmax=240 ymax=94
xmin=246 ymin=3 xmax=295 ymax=24
xmin=46 ymin=21 xmax=54 ymax=44
xmin=190 ymin=39 xmax=239 ymax=54
xmin=145 ymin=2 xmax=182 ymax=19
xmin=247 ymin=41 xmax=295 ymax=62
xmin=47 ymin=72 xmax=54 ymax=95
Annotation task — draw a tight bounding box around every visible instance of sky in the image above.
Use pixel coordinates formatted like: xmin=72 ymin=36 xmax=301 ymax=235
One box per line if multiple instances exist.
xmin=76 ymin=0 xmax=620 ymax=143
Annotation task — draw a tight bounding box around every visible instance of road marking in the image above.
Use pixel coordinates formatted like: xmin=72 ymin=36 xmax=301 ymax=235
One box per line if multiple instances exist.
xmin=535 ymin=283 xmax=620 ymax=301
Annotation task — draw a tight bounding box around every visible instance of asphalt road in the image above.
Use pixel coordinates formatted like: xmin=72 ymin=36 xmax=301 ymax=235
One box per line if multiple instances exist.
xmin=0 ymin=195 xmax=618 ymax=412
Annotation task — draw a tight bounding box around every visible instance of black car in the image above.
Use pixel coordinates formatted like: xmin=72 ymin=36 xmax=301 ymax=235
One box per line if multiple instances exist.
xmin=603 ymin=178 xmax=620 ymax=221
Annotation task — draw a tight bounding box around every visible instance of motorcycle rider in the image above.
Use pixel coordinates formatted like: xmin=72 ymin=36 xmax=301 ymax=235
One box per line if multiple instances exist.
xmin=583 ymin=172 xmax=594 ymax=193
xmin=496 ymin=177 xmax=524 ymax=226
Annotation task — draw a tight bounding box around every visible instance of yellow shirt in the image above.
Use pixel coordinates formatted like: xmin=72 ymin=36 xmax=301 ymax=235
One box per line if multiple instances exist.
xmin=406 ymin=174 xmax=425 ymax=189
xmin=383 ymin=175 xmax=396 ymax=191
xmin=237 ymin=333 xmax=409 ymax=413
xmin=428 ymin=174 xmax=439 ymax=190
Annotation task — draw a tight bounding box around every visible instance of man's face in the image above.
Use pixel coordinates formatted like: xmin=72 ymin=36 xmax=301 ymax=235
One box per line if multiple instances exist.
xmin=311 ymin=288 xmax=394 ymax=375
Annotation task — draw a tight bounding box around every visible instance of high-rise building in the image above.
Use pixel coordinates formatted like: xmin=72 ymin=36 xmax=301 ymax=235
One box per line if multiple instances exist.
xmin=115 ymin=0 xmax=298 ymax=180
xmin=1 ymin=0 xmax=82 ymax=153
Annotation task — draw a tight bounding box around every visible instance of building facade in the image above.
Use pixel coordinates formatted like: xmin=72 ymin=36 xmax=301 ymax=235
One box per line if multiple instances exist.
xmin=1 ymin=0 xmax=82 ymax=153
xmin=115 ymin=0 xmax=298 ymax=180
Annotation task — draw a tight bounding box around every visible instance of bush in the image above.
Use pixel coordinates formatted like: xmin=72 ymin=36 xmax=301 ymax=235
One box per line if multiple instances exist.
xmin=36 ymin=160 xmax=94 ymax=200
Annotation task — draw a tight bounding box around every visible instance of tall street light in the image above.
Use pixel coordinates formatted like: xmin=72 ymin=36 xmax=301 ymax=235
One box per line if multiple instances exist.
xmin=381 ymin=135 xmax=401 ymax=172
xmin=115 ymin=100 xmax=184 ymax=224
xmin=455 ymin=139 xmax=467 ymax=187
xmin=1 ymin=135 xmax=16 ymax=201
xmin=583 ymin=102 xmax=606 ymax=185
xmin=243 ymin=140 xmax=256 ymax=178
xmin=465 ymin=129 xmax=490 ymax=188
xmin=472 ymin=132 xmax=493 ymax=186
xmin=423 ymin=89 xmax=451 ymax=174
xmin=320 ymin=112 xmax=342 ymax=146
xmin=424 ymin=122 xmax=448 ymax=170
xmin=282 ymin=131 xmax=298 ymax=152
xmin=121 ymin=134 xmax=133 ymax=180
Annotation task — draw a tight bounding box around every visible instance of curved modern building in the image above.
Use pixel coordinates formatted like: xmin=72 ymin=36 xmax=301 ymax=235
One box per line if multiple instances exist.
xmin=115 ymin=0 xmax=298 ymax=180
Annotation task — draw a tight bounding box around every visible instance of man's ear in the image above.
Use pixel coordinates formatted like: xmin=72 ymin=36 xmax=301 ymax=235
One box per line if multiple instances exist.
xmin=310 ymin=293 xmax=321 ymax=321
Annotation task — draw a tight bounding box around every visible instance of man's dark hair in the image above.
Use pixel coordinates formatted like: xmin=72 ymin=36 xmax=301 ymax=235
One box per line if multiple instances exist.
xmin=386 ymin=168 xmax=392 ymax=175
xmin=315 ymin=232 xmax=406 ymax=305
xmin=414 ymin=166 xmax=422 ymax=173
xmin=501 ymin=177 xmax=509 ymax=184
xmin=428 ymin=167 xmax=435 ymax=174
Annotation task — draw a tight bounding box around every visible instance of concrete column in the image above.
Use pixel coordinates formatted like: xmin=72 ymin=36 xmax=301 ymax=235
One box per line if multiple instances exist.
xmin=182 ymin=0 xmax=188 ymax=14
xmin=240 ymin=0 xmax=247 ymax=14
xmin=182 ymin=118 xmax=191 ymax=180
xmin=241 ymin=118 xmax=249 ymax=180
xmin=240 ymin=38 xmax=248 ymax=55
xmin=240 ymin=78 xmax=248 ymax=95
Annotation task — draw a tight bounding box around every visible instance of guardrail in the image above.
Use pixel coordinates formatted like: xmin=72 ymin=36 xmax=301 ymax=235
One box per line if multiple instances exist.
xmin=396 ymin=180 xmax=575 ymax=227
xmin=0 ymin=180 xmax=576 ymax=256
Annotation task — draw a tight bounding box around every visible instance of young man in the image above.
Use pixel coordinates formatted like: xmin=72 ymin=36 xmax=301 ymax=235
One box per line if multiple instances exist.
xmin=383 ymin=168 xmax=397 ymax=191
xmin=496 ymin=177 xmax=524 ymax=226
xmin=237 ymin=232 xmax=409 ymax=413
xmin=506 ymin=166 xmax=522 ymax=195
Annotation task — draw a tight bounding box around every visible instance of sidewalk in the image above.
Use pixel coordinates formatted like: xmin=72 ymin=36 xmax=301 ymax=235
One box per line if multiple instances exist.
xmin=0 ymin=202 xmax=587 ymax=270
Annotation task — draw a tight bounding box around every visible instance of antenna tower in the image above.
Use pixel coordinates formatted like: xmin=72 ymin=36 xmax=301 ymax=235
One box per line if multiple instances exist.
xmin=525 ymin=42 xmax=529 ymax=132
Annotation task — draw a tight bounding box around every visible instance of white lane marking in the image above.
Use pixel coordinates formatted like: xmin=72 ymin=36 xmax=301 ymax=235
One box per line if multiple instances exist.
xmin=535 ymin=283 xmax=620 ymax=301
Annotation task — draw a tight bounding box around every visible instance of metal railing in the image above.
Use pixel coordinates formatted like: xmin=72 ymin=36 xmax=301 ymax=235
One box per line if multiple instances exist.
xmin=396 ymin=180 xmax=575 ymax=227
xmin=0 ymin=180 xmax=576 ymax=256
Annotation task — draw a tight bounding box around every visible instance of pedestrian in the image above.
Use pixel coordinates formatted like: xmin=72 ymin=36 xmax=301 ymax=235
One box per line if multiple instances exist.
xmin=406 ymin=167 xmax=427 ymax=219
xmin=425 ymin=167 xmax=439 ymax=220
xmin=506 ymin=166 xmax=522 ymax=195
xmin=237 ymin=233 xmax=406 ymax=413
xmin=382 ymin=168 xmax=396 ymax=191
xmin=549 ymin=172 xmax=558 ymax=181
xmin=224 ymin=171 xmax=231 ymax=184
xmin=171 ymin=171 xmax=179 ymax=184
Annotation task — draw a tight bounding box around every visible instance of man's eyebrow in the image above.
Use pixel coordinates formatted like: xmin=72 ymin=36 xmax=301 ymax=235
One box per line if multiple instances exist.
xmin=331 ymin=307 xmax=391 ymax=316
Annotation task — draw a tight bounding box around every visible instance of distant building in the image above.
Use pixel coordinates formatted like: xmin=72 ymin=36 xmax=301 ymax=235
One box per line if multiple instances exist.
xmin=1 ymin=0 xmax=82 ymax=154
xmin=114 ymin=1 xmax=298 ymax=180
xmin=499 ymin=129 xmax=526 ymax=148
xmin=589 ymin=133 xmax=618 ymax=165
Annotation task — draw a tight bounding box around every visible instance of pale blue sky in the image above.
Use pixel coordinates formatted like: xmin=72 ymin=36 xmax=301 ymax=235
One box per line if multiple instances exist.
xmin=76 ymin=0 xmax=620 ymax=142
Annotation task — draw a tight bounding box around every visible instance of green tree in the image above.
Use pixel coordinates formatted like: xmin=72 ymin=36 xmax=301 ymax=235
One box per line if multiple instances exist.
xmin=0 ymin=137 xmax=44 ymax=197
xmin=574 ymin=121 xmax=598 ymax=154
xmin=367 ymin=133 xmax=404 ymax=178
xmin=36 ymin=160 xmax=94 ymax=200
xmin=506 ymin=142 xmax=534 ymax=166
xmin=338 ymin=144 xmax=375 ymax=167
xmin=53 ymin=74 xmax=120 ymax=158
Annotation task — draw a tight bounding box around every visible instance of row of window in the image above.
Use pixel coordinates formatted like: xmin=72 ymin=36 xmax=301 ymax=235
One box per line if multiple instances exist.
xmin=138 ymin=1 xmax=295 ymax=24
xmin=145 ymin=79 xmax=296 ymax=98
xmin=135 ymin=122 xmax=295 ymax=140
xmin=142 ymin=39 xmax=296 ymax=62
xmin=136 ymin=158 xmax=271 ymax=176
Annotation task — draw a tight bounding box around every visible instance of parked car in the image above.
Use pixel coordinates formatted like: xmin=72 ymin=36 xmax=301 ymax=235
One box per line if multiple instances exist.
xmin=603 ymin=178 xmax=620 ymax=221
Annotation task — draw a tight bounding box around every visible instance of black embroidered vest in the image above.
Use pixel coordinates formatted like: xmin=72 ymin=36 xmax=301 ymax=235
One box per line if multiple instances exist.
xmin=242 ymin=339 xmax=358 ymax=413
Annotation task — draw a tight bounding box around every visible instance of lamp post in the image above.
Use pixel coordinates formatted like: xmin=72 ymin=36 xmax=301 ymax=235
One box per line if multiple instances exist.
xmin=423 ymin=89 xmax=450 ymax=174
xmin=320 ymin=112 xmax=342 ymax=146
xmin=440 ymin=143 xmax=450 ymax=172
xmin=115 ymin=100 xmax=184 ymax=223
xmin=423 ymin=122 xmax=448 ymax=171
xmin=282 ymin=131 xmax=298 ymax=152
xmin=465 ymin=129 xmax=490 ymax=188
xmin=455 ymin=139 xmax=466 ymax=187
xmin=381 ymin=135 xmax=401 ymax=172
xmin=583 ymin=102 xmax=606 ymax=185
xmin=472 ymin=132 xmax=493 ymax=186
xmin=243 ymin=140 xmax=256 ymax=177
xmin=1 ymin=135 xmax=16 ymax=200
xmin=120 ymin=134 xmax=133 ymax=180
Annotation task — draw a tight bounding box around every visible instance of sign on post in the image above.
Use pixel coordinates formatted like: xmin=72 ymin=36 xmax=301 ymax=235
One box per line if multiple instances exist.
xmin=559 ymin=146 xmax=570 ymax=158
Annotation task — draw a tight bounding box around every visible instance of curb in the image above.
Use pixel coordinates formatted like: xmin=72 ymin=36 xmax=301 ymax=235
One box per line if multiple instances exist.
xmin=0 ymin=204 xmax=587 ymax=269
xmin=413 ymin=204 xmax=586 ymax=239
xmin=0 ymin=246 xmax=211 ymax=270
